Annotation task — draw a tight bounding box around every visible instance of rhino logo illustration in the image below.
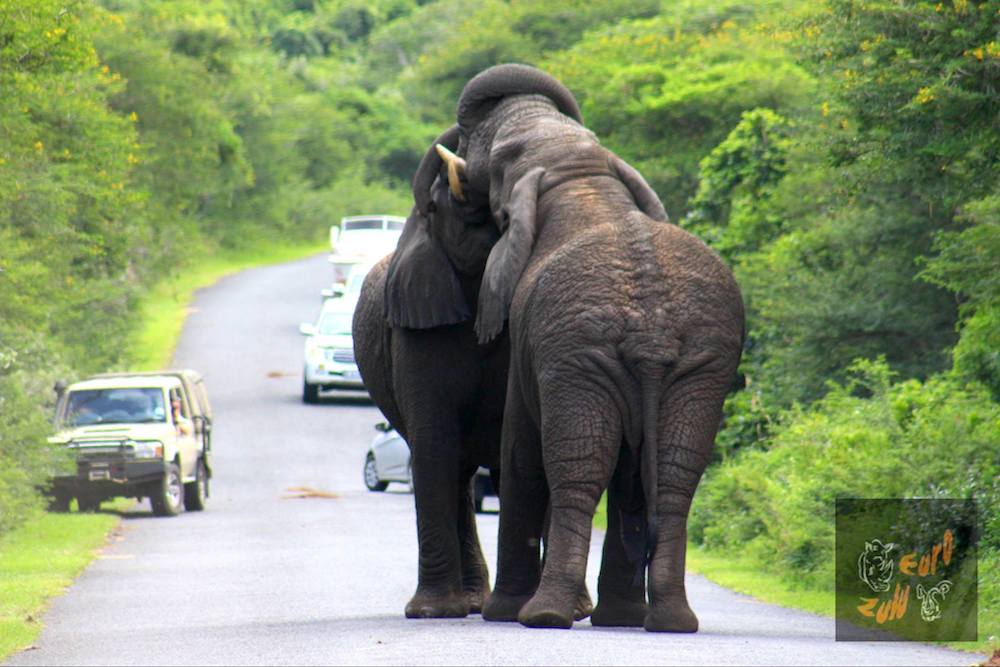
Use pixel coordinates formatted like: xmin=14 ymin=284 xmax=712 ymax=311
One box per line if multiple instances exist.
xmin=916 ymin=580 xmax=952 ymax=622
xmin=858 ymin=539 xmax=896 ymax=593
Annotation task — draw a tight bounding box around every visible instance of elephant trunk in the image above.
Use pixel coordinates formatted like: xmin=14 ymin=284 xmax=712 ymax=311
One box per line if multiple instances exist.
xmin=456 ymin=63 xmax=583 ymax=135
xmin=412 ymin=124 xmax=460 ymax=215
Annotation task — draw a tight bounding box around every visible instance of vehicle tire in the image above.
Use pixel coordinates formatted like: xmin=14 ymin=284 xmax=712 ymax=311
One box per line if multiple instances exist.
xmin=303 ymin=380 xmax=319 ymax=404
xmin=150 ymin=462 xmax=184 ymax=517
xmin=77 ymin=495 xmax=101 ymax=513
xmin=363 ymin=453 xmax=388 ymax=492
xmin=184 ymin=459 xmax=208 ymax=511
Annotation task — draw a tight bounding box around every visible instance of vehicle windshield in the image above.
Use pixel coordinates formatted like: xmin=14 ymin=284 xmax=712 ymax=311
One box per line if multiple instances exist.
xmin=64 ymin=388 xmax=167 ymax=426
xmin=318 ymin=311 xmax=353 ymax=336
xmin=343 ymin=219 xmax=385 ymax=231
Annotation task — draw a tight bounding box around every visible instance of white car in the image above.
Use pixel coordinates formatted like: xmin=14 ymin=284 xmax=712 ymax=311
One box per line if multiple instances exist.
xmin=321 ymin=261 xmax=375 ymax=303
xmin=363 ymin=423 xmax=497 ymax=512
xmin=299 ymin=298 xmax=363 ymax=403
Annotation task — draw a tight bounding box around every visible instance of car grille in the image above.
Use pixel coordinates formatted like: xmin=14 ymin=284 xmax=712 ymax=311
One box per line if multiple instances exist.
xmin=332 ymin=349 xmax=355 ymax=364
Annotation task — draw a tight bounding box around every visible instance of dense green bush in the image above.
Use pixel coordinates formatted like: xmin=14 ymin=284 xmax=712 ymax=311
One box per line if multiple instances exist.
xmin=692 ymin=359 xmax=999 ymax=634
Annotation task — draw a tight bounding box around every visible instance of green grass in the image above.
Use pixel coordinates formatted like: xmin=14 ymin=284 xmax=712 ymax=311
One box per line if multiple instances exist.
xmin=0 ymin=501 xmax=128 ymax=658
xmin=1 ymin=239 xmax=325 ymax=661
xmin=595 ymin=504 xmax=995 ymax=655
xmin=129 ymin=239 xmax=326 ymax=369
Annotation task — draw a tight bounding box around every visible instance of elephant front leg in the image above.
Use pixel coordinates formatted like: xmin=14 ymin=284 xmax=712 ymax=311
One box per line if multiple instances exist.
xmin=483 ymin=387 xmax=546 ymax=623
xmin=591 ymin=446 xmax=648 ymax=627
xmin=457 ymin=464 xmax=490 ymax=613
xmin=406 ymin=440 xmax=468 ymax=619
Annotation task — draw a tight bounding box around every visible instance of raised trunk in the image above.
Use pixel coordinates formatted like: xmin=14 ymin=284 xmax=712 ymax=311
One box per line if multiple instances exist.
xmin=456 ymin=64 xmax=582 ymax=135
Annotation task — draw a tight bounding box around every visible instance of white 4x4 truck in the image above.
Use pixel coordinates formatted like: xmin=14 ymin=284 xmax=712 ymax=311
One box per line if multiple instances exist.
xmin=48 ymin=370 xmax=213 ymax=516
xmin=328 ymin=215 xmax=405 ymax=287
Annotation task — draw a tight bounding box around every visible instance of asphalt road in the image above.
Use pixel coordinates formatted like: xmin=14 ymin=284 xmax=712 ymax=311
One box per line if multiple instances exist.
xmin=7 ymin=253 xmax=986 ymax=666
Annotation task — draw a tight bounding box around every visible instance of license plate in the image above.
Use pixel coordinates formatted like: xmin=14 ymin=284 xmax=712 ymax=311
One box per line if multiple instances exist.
xmin=89 ymin=470 xmax=110 ymax=481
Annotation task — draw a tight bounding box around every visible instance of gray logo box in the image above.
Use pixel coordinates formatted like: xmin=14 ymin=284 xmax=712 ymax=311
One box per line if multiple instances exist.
xmin=835 ymin=498 xmax=978 ymax=641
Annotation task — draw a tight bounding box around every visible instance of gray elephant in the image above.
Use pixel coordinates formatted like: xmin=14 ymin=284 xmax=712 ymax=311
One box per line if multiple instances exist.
xmin=436 ymin=64 xmax=745 ymax=631
xmin=352 ymin=127 xmax=506 ymax=618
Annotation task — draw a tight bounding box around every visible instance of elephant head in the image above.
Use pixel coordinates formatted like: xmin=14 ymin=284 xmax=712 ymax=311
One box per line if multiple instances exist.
xmin=384 ymin=126 xmax=498 ymax=329
xmin=440 ymin=64 xmax=669 ymax=343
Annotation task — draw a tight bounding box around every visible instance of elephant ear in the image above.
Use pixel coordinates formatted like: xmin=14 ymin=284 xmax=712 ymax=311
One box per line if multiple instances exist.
xmin=609 ymin=155 xmax=668 ymax=222
xmin=475 ymin=167 xmax=545 ymax=344
xmin=385 ymin=207 xmax=471 ymax=329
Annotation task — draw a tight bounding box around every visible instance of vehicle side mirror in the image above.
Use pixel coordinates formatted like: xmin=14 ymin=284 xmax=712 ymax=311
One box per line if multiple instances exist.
xmin=374 ymin=421 xmax=393 ymax=433
xmin=299 ymin=323 xmax=317 ymax=336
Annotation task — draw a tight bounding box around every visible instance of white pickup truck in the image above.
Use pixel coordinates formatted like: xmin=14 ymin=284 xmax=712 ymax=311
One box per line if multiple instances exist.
xmin=328 ymin=215 xmax=405 ymax=287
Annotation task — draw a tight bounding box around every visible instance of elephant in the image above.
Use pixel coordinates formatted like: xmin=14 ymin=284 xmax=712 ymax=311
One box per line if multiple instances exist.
xmin=352 ymin=126 xmax=507 ymax=618
xmin=435 ymin=63 xmax=745 ymax=631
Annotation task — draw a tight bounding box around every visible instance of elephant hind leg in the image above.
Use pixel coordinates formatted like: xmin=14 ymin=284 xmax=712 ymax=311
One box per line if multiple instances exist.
xmin=517 ymin=385 xmax=622 ymax=629
xmin=592 ymin=442 xmax=648 ymax=627
xmin=644 ymin=369 xmax=730 ymax=633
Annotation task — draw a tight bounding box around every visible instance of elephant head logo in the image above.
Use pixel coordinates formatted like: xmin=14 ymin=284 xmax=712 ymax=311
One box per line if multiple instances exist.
xmin=858 ymin=539 xmax=896 ymax=593
xmin=916 ymin=581 xmax=953 ymax=622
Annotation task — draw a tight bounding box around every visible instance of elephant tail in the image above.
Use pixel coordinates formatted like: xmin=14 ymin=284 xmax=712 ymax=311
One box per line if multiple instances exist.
xmin=638 ymin=365 xmax=665 ymax=569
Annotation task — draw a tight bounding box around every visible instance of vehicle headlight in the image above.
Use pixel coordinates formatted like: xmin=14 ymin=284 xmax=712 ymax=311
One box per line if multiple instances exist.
xmin=132 ymin=441 xmax=163 ymax=459
xmin=306 ymin=344 xmax=326 ymax=364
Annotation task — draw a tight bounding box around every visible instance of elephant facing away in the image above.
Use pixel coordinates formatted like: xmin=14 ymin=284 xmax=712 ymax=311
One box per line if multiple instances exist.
xmin=440 ymin=64 xmax=746 ymax=631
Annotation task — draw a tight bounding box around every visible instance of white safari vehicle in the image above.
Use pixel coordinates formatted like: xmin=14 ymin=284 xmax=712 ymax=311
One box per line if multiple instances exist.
xmin=328 ymin=214 xmax=405 ymax=285
xmin=49 ymin=370 xmax=213 ymax=516
xmin=300 ymin=297 xmax=364 ymax=402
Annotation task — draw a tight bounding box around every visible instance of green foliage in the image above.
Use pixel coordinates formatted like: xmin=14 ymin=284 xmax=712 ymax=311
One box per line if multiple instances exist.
xmin=545 ymin=1 xmax=815 ymax=217
xmin=686 ymin=108 xmax=793 ymax=259
xmin=692 ymin=359 xmax=1000 ymax=590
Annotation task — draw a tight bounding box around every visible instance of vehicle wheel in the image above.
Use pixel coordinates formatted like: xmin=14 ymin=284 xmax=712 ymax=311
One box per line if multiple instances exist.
xmin=363 ymin=453 xmax=388 ymax=492
xmin=303 ymin=380 xmax=319 ymax=404
xmin=150 ymin=462 xmax=184 ymax=517
xmin=77 ymin=495 xmax=101 ymax=513
xmin=184 ymin=460 xmax=208 ymax=511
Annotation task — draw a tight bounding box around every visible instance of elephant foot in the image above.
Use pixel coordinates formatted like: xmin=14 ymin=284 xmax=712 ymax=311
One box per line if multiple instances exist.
xmin=517 ymin=593 xmax=576 ymax=629
xmin=404 ymin=588 xmax=469 ymax=619
xmin=482 ymin=590 xmax=533 ymax=622
xmin=591 ymin=598 xmax=647 ymax=627
xmin=644 ymin=603 xmax=699 ymax=633
xmin=464 ymin=586 xmax=489 ymax=615
xmin=574 ymin=587 xmax=594 ymax=621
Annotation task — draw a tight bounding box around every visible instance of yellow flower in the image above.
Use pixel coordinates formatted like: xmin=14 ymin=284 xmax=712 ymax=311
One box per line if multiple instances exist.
xmin=129 ymin=111 xmax=138 ymax=122
xmin=972 ymin=47 xmax=984 ymax=61
xmin=34 ymin=141 xmax=44 ymax=152
xmin=821 ymin=102 xmax=830 ymax=117
xmin=916 ymin=87 xmax=934 ymax=104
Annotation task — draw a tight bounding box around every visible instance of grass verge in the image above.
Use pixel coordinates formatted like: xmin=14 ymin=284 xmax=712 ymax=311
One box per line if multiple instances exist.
xmin=1 ymin=239 xmax=325 ymax=661
xmin=0 ymin=502 xmax=125 ymax=659
xmin=596 ymin=504 xmax=993 ymax=655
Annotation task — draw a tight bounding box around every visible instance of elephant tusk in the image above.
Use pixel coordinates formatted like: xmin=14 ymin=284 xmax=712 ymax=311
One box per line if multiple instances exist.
xmin=435 ymin=143 xmax=467 ymax=202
